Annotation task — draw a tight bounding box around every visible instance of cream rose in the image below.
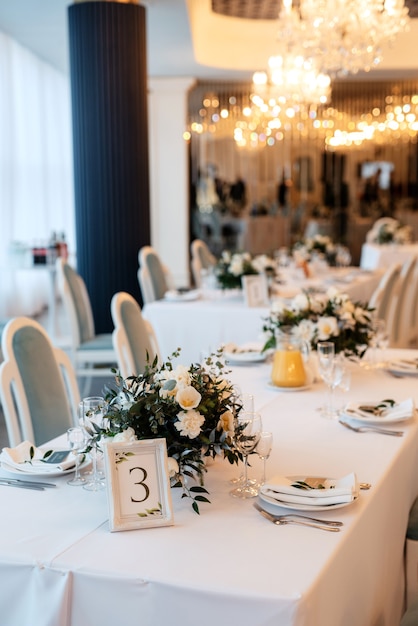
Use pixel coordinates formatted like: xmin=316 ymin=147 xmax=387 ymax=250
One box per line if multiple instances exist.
xmin=112 ymin=427 xmax=137 ymax=443
xmin=175 ymin=410 xmax=205 ymax=439
xmin=217 ymin=409 xmax=235 ymax=436
xmin=167 ymin=457 xmax=179 ymax=478
xmin=176 ymin=385 xmax=201 ymax=410
xmin=316 ymin=316 xmax=339 ymax=340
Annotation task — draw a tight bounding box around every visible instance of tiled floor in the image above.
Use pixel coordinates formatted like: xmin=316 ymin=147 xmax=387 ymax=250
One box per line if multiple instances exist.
xmin=0 ymin=303 xmax=113 ymax=450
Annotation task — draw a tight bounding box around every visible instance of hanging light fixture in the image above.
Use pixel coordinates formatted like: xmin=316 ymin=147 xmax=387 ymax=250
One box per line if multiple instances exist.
xmin=272 ymin=0 xmax=411 ymax=78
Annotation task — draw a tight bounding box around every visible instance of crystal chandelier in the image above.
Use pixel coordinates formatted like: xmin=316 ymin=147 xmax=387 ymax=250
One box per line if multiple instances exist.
xmin=271 ymin=0 xmax=411 ymax=78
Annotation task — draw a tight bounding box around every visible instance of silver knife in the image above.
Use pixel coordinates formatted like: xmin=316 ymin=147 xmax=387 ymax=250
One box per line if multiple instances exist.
xmin=0 ymin=479 xmax=45 ymax=491
xmin=1 ymin=478 xmax=56 ymax=488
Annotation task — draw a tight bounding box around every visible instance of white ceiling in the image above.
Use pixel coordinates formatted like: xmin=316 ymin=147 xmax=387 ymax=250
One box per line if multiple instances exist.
xmin=0 ymin=0 xmax=417 ymax=82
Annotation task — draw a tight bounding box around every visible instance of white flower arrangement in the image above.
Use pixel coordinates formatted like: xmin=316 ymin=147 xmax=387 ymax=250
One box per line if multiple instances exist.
xmin=262 ymin=288 xmax=374 ymax=358
xmin=100 ymin=351 xmax=242 ymax=513
xmin=215 ymin=251 xmax=274 ymax=289
xmin=370 ymin=218 xmax=412 ymax=245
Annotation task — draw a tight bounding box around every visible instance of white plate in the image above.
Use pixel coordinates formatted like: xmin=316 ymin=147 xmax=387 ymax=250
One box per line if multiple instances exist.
xmin=0 ymin=456 xmax=91 ymax=478
xmin=164 ymin=289 xmax=200 ymax=302
xmin=259 ymin=491 xmax=358 ymax=512
xmin=341 ymin=399 xmax=414 ymax=424
xmin=224 ymin=351 xmax=266 ymax=364
xmin=267 ymin=381 xmax=311 ymax=392
xmin=386 ymin=360 xmax=418 ymax=377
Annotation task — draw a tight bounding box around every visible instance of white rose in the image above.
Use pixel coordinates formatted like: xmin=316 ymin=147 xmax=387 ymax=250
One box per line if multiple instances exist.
xmin=167 ymin=457 xmax=179 ymax=478
xmin=293 ymin=319 xmax=316 ymax=343
xmin=316 ymin=316 xmax=339 ymax=340
xmin=292 ymin=293 xmax=309 ymax=312
xmin=172 ymin=364 xmax=191 ymax=388
xmin=112 ymin=427 xmax=137 ymax=443
xmin=176 ymin=385 xmax=201 ymax=410
xmin=175 ymin=409 xmax=205 ymax=439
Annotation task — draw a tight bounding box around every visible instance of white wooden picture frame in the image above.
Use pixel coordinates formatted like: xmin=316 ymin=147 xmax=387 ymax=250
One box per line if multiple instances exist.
xmin=104 ymin=438 xmax=174 ymax=532
xmin=242 ymin=274 xmax=269 ymax=307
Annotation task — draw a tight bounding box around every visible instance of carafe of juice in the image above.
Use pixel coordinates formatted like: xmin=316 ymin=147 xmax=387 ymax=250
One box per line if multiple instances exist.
xmin=271 ymin=328 xmax=310 ymax=388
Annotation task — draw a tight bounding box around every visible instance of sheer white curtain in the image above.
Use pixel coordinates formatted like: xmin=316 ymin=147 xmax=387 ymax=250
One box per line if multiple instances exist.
xmin=0 ymin=31 xmax=75 ymax=320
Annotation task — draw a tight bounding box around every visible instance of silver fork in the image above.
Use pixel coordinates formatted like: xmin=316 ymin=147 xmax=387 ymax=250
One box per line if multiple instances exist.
xmin=253 ymin=503 xmax=341 ymax=531
xmin=339 ymin=419 xmax=403 ymax=437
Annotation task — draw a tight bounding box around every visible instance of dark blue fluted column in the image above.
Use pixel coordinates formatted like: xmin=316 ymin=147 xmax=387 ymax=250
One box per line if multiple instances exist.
xmin=68 ymin=0 xmax=150 ymax=333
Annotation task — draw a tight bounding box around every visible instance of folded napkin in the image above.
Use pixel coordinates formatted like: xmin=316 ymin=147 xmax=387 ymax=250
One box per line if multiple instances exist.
xmin=1 ymin=440 xmax=75 ymax=473
xmin=223 ymin=341 xmax=263 ymax=355
xmin=164 ymin=289 xmax=200 ymax=302
xmin=389 ymin=359 xmax=418 ymax=373
xmin=260 ymin=472 xmax=357 ymax=506
xmin=343 ymin=398 xmax=414 ymax=421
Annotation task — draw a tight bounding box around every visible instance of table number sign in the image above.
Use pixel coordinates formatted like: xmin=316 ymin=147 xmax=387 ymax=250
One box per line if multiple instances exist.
xmin=242 ymin=274 xmax=269 ymax=307
xmin=104 ymin=438 xmax=174 ymax=532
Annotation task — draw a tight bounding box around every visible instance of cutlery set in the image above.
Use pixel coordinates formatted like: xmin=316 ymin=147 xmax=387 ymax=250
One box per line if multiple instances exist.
xmin=0 ymin=478 xmax=56 ymax=491
xmin=253 ymin=502 xmax=342 ymax=532
xmin=338 ymin=418 xmax=403 ymax=437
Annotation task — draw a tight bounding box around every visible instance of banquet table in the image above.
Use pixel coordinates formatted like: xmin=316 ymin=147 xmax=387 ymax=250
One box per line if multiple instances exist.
xmin=143 ymin=266 xmax=381 ymax=363
xmin=1 ymin=349 xmax=418 ymax=626
xmin=360 ymin=242 xmax=418 ymax=271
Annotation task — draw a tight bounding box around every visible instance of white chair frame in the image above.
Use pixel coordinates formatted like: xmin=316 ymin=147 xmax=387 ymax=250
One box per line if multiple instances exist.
xmin=0 ymin=317 xmax=80 ymax=447
xmin=56 ymin=258 xmax=116 ymax=383
xmin=138 ymin=246 xmax=174 ymax=304
xmin=190 ymin=239 xmax=216 ymax=287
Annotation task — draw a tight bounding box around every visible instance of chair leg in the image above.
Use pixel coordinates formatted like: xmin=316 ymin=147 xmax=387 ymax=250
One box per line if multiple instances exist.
xmin=405 ymin=538 xmax=418 ymax=609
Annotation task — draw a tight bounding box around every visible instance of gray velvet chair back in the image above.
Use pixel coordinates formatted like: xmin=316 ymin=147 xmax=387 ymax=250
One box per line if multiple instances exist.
xmin=120 ymin=295 xmax=156 ymax=374
xmin=144 ymin=250 xmax=168 ymax=301
xmin=62 ymin=261 xmax=92 ymax=343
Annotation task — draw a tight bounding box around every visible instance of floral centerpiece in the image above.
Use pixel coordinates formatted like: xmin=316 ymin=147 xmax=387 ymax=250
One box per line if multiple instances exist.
xmin=215 ymin=251 xmax=274 ymax=289
xmin=100 ymin=351 xmax=242 ymax=513
xmin=292 ymin=235 xmax=339 ymax=265
xmin=371 ymin=218 xmax=412 ymax=245
xmin=262 ymin=288 xmax=374 ymax=358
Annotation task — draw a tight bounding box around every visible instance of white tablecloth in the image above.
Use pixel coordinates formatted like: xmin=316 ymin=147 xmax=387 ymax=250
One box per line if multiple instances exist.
xmin=360 ymin=243 xmax=418 ymax=270
xmin=1 ymin=350 xmax=418 ymax=626
xmin=144 ymin=267 xmax=381 ymax=363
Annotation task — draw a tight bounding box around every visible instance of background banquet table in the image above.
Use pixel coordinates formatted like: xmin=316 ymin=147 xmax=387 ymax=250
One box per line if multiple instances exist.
xmin=1 ymin=349 xmax=418 ymax=626
xmin=143 ymin=267 xmax=381 ymax=363
xmin=360 ymin=242 xmax=418 ymax=270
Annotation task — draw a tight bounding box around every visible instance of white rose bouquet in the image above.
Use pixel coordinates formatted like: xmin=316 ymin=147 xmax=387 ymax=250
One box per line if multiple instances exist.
xmin=101 ymin=351 xmax=242 ymax=513
xmin=215 ymin=251 xmax=273 ymax=289
xmin=262 ymin=288 xmax=374 ymax=358
xmin=372 ymin=219 xmax=412 ymax=245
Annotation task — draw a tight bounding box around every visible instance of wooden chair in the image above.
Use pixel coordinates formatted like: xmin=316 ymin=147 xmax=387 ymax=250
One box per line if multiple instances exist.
xmin=0 ymin=317 xmax=79 ymax=447
xmin=56 ymin=258 xmax=116 ymax=386
xmin=111 ymin=291 xmax=160 ymax=379
xmin=190 ymin=239 xmax=216 ymax=287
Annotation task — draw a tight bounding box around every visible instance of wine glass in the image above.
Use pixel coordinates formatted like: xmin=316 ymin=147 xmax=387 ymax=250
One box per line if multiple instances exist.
xmin=67 ymin=427 xmax=86 ymax=486
xmin=257 ymin=431 xmax=273 ymax=486
xmin=317 ymin=342 xmax=343 ymax=419
xmin=229 ymin=390 xmax=255 ymax=485
xmin=374 ymin=318 xmax=389 ymax=368
xmin=230 ymin=412 xmax=262 ymax=499
xmin=79 ymin=396 xmax=106 ymax=491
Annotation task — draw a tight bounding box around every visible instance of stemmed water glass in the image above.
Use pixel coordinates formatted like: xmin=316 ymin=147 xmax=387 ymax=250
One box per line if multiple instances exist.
xmin=230 ymin=411 xmax=262 ymax=499
xmin=79 ymin=396 xmax=106 ymax=491
xmin=317 ymin=342 xmax=343 ymax=419
xmin=67 ymin=427 xmax=86 ymax=486
xmin=256 ymin=431 xmax=273 ymax=486
xmin=229 ymin=390 xmax=255 ymax=485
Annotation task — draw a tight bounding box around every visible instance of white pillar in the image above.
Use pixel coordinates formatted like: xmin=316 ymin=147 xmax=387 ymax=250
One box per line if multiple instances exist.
xmin=148 ymin=77 xmax=195 ymax=287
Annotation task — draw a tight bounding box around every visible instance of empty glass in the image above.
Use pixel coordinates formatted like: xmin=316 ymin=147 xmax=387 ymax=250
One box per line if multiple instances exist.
xmin=67 ymin=427 xmax=86 ymax=486
xmin=230 ymin=412 xmax=262 ymax=499
xmin=257 ymin=431 xmax=273 ymax=486
xmin=317 ymin=342 xmax=343 ymax=419
xmin=79 ymin=396 xmax=106 ymax=492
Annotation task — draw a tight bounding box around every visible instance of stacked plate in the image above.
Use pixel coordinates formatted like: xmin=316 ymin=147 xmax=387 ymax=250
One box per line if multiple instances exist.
xmin=340 ymin=398 xmax=414 ymax=425
xmin=386 ymin=359 xmax=418 ymax=378
xmin=259 ymin=473 xmax=358 ymax=511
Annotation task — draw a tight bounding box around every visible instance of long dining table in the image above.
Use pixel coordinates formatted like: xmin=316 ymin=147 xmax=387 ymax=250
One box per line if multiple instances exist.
xmin=0 ymin=349 xmax=418 ymax=626
xmin=143 ymin=266 xmax=382 ymax=363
